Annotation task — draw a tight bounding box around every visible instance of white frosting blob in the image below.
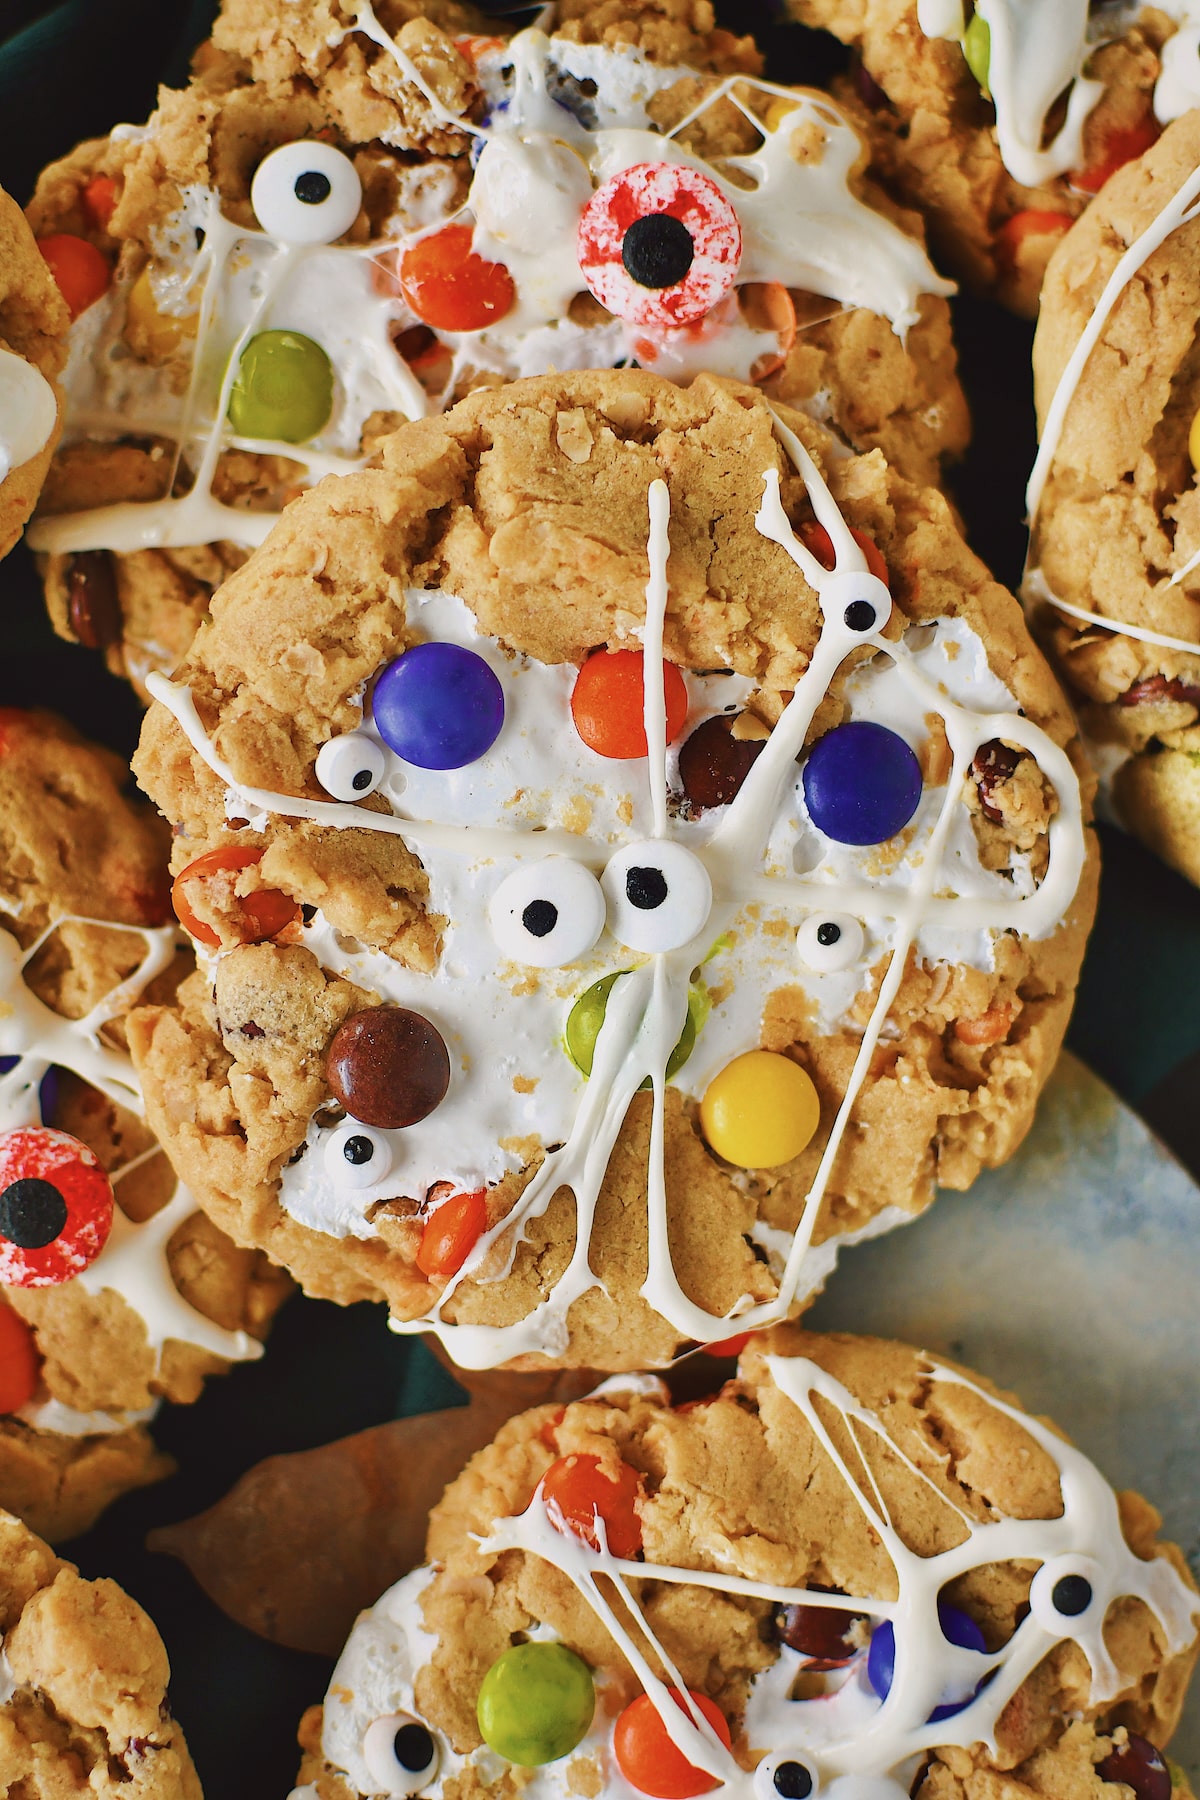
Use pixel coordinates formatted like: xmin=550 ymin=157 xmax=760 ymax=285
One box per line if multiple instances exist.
xmin=0 ymin=349 xmax=56 ymax=487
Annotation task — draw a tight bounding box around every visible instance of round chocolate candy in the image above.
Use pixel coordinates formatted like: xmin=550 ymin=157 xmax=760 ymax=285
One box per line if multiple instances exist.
xmin=372 ymin=641 xmax=505 ymax=771
xmin=773 ymin=1601 xmax=867 ymax=1666
xmin=326 ymin=1007 xmax=451 ymax=1129
xmin=1096 ymin=1736 xmax=1173 ymax=1800
xmin=67 ymin=551 xmax=121 ymax=650
xmin=801 ymin=721 xmax=922 ymax=846
xmin=867 ymin=1600 xmax=987 ymax=1722
xmin=678 ymin=714 xmax=765 ymax=811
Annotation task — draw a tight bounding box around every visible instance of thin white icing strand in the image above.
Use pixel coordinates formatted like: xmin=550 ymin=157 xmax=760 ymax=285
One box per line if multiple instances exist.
xmin=0 ymin=350 xmax=57 ymax=487
xmin=643 ymin=478 xmax=671 ymax=842
xmin=1025 ymin=567 xmax=1200 ymax=658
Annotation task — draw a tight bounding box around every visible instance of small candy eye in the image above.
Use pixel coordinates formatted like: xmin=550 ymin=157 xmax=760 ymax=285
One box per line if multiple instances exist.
xmin=602 ymin=842 xmax=712 ymax=954
xmin=362 ymin=1714 xmax=440 ymax=1795
xmin=0 ymin=1126 xmax=114 ymax=1288
xmin=250 ymin=141 xmax=363 ymax=244
xmin=578 ymin=162 xmax=742 ymax=329
xmin=1029 ymin=1556 xmax=1104 ymax=1634
xmin=322 ymin=1122 xmax=394 ymax=1190
xmin=489 ymin=858 xmax=606 ymax=968
xmin=796 ymin=914 xmax=864 ymax=974
xmin=315 ymin=732 xmax=387 ymax=801
xmin=755 ymin=1756 xmax=819 ymax=1800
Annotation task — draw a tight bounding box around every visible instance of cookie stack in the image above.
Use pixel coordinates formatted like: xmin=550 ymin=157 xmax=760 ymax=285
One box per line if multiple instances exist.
xmin=0 ymin=2 xmax=1195 ymax=1797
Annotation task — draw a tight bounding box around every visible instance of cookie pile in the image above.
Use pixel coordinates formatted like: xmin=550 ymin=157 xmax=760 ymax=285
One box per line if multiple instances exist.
xmin=0 ymin=1 xmax=1195 ymax=1796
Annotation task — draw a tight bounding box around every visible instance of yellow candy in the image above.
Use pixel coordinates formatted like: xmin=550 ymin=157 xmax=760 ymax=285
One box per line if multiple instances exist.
xmin=764 ymin=97 xmax=800 ymax=133
xmin=1189 ymin=406 xmax=1200 ymax=475
xmin=125 ymin=266 xmax=196 ymax=363
xmin=699 ymin=1050 xmax=820 ymax=1169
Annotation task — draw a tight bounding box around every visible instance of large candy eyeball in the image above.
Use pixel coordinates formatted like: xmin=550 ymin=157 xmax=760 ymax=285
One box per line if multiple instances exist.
xmin=755 ymin=1755 xmax=819 ymax=1800
xmin=578 ymin=162 xmax=742 ymax=329
xmin=250 ymin=140 xmax=363 ymax=244
xmin=315 ymin=732 xmax=387 ymax=801
xmin=602 ymin=841 xmax=712 ymax=954
xmin=489 ymin=858 xmax=606 ymax=969
xmin=362 ymin=1714 xmax=441 ymax=1795
xmin=1029 ymin=1556 xmax=1104 ymax=1634
xmin=796 ymin=914 xmax=864 ymax=975
xmin=322 ymin=1122 xmax=394 ymax=1190
xmin=0 ymin=1126 xmax=113 ymax=1288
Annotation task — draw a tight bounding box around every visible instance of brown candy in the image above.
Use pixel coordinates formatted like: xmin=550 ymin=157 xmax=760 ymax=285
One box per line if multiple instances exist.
xmin=326 ymin=1006 xmax=450 ymax=1129
xmin=971 ymin=739 xmax=1023 ymax=824
xmin=773 ymin=1601 xmax=867 ymax=1667
xmin=678 ymin=713 xmax=765 ymax=812
xmin=66 ymin=550 xmax=121 ymax=650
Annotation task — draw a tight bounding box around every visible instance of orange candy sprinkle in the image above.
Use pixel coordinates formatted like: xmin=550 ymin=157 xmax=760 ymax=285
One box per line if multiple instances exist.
xmin=416 ymin=1188 xmax=487 ymax=1279
xmin=542 ymin=1452 xmax=644 ymax=1558
xmin=571 ymin=650 xmax=689 ymax=760
xmin=398 ymin=224 xmax=515 ymax=332
xmin=38 ymin=233 xmax=111 ymax=319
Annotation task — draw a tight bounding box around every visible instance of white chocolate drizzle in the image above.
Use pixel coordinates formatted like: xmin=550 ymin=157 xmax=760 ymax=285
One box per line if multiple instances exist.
xmin=322 ymin=1355 xmax=1199 ymax=1800
xmin=0 ymin=349 xmax=56 ymax=488
xmin=147 ymin=414 xmax=1085 ymax=1369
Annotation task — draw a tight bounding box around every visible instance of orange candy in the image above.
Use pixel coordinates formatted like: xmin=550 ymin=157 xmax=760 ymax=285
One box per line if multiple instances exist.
xmin=416 ymin=1188 xmax=487 ymax=1279
xmin=81 ymin=174 xmax=120 ymax=229
xmin=799 ymin=520 xmax=889 ymax=587
xmin=1071 ymin=115 xmax=1160 ymax=196
xmin=398 ymin=224 xmax=515 ymax=332
xmin=541 ymin=1452 xmax=643 ymax=1558
xmin=38 ymin=233 xmax=111 ymax=319
xmin=954 ymin=1006 xmax=1012 ymax=1047
xmin=0 ymin=1305 xmax=41 ymax=1413
xmin=614 ymin=1690 xmax=731 ymax=1799
xmin=571 ymin=650 xmax=689 ymax=760
xmin=702 ymin=1331 xmax=752 ymax=1358
xmin=171 ymin=846 xmax=299 ymax=950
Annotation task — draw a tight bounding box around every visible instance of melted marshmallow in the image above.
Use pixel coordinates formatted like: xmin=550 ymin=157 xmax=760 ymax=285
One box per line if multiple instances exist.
xmin=0 ymin=349 xmax=56 ymax=487
xmin=322 ymin=1355 xmax=1199 ymax=1800
xmin=148 ymin=417 xmax=1085 ymax=1369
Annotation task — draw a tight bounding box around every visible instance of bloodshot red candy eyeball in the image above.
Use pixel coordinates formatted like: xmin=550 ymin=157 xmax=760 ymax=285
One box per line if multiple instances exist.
xmin=577 ymin=163 xmax=742 ymax=329
xmin=0 ymin=1125 xmax=114 ymax=1287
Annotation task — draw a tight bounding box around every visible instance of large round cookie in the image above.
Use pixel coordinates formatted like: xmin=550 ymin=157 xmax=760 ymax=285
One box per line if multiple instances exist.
xmin=782 ymin=1 xmax=1200 ymax=315
xmin=25 ymin=0 xmax=964 ymax=694
xmin=0 ymin=1507 xmax=201 ymax=1797
xmin=294 ymin=1327 xmax=1199 ymax=1800
xmin=1027 ymin=109 xmax=1200 ymax=890
xmin=0 ymin=709 xmax=289 ymax=1542
xmin=130 ymin=372 xmax=1097 ymax=1372
xmin=0 ymin=186 xmax=65 ymax=560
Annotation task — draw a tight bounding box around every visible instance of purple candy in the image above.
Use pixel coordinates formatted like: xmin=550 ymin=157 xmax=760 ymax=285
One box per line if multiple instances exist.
xmin=802 ymin=721 xmax=922 ymax=846
xmin=867 ymin=1600 xmax=988 ymax=1722
xmin=372 ymin=642 xmax=505 ymax=771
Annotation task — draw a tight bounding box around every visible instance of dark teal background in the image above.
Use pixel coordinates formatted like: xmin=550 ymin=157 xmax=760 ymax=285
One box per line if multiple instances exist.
xmin=0 ymin=1 xmax=1196 ymax=1793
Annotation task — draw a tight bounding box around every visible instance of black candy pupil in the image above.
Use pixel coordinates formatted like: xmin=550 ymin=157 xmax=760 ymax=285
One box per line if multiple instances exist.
xmin=343 ymin=1135 xmax=375 ymax=1166
xmin=294 ymin=169 xmax=332 ymax=205
xmin=621 ymin=213 xmax=695 ymax=290
xmin=522 ymin=899 xmax=559 ymax=939
xmin=815 ymin=922 xmax=842 ymax=947
xmin=0 ymin=1177 xmax=69 ymax=1249
xmin=352 ymin=768 xmax=373 ymax=791
xmin=627 ymin=866 xmax=669 ymax=910
xmin=844 ymin=599 xmax=876 ymax=632
xmin=394 ymin=1722 xmax=435 ymax=1772
xmin=1051 ymin=1574 xmax=1093 ymax=1616
xmin=773 ymin=1763 xmax=814 ymax=1800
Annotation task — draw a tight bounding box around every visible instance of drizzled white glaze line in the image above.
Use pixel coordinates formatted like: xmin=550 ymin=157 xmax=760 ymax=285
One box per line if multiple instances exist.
xmin=1025 ymin=566 xmax=1200 ymax=657
xmin=0 ymin=350 xmax=57 ymax=488
xmin=643 ymin=478 xmax=670 ymax=842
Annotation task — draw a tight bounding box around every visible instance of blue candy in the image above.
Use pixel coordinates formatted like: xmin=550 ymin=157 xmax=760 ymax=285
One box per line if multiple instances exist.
xmin=372 ymin=642 xmax=505 ymax=771
xmin=867 ymin=1600 xmax=988 ymax=1722
xmin=802 ymin=721 xmax=922 ymax=846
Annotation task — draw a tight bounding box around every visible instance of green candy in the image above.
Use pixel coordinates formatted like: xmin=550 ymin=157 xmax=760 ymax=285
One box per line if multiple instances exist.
xmin=962 ymin=13 xmax=990 ymax=96
xmin=476 ymin=1643 xmax=594 ymax=1767
xmin=227 ymin=328 xmax=333 ymax=443
xmin=566 ymin=972 xmax=705 ymax=1083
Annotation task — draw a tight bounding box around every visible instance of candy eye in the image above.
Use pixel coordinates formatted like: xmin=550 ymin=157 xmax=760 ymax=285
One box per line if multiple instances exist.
xmin=796 ymin=914 xmax=864 ymax=974
xmin=602 ymin=842 xmax=712 ymax=954
xmin=755 ymin=1756 xmax=819 ymax=1800
xmin=250 ymin=141 xmax=363 ymax=244
xmin=577 ymin=162 xmax=742 ymax=329
xmin=489 ymin=859 xmax=606 ymax=968
xmin=372 ymin=642 xmax=505 ymax=771
xmin=322 ymin=1122 xmax=394 ymax=1190
xmin=0 ymin=1126 xmax=114 ymax=1288
xmin=315 ymin=732 xmax=387 ymax=801
xmin=362 ymin=1714 xmax=440 ymax=1795
xmin=1029 ymin=1556 xmax=1104 ymax=1634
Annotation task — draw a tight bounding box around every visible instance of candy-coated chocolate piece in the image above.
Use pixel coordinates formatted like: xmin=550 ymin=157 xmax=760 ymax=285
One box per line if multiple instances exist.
xmin=867 ymin=1600 xmax=987 ymax=1721
xmin=398 ymin=223 xmax=515 ymax=332
xmin=802 ymin=721 xmax=922 ymax=846
xmin=1096 ymin=1736 xmax=1173 ymax=1800
xmin=476 ymin=1642 xmax=594 ymax=1766
xmin=171 ymin=845 xmax=298 ymax=949
xmin=0 ymin=1126 xmax=114 ymax=1288
xmin=570 ymin=649 xmax=688 ymax=760
xmin=699 ymin=1051 xmax=819 ymax=1168
xmin=227 ymin=329 xmax=333 ymax=443
xmin=416 ymin=1188 xmax=487 ymax=1278
xmin=326 ymin=1007 xmax=450 ymax=1129
xmin=613 ymin=1689 xmax=730 ymax=1798
xmin=66 ymin=551 xmax=121 ymax=650
xmin=373 ymin=641 xmax=505 ymax=770
xmin=542 ymin=1451 xmax=643 ymax=1557
xmin=578 ymin=163 xmax=741 ymax=329
xmin=963 ymin=13 xmax=990 ymax=93
xmin=773 ymin=1601 xmax=868 ymax=1666
xmin=0 ymin=1303 xmax=40 ymax=1412
xmin=37 ymin=233 xmax=110 ymax=318
xmin=125 ymin=266 xmax=196 ymax=360
xmin=678 ymin=715 xmax=765 ymax=811
xmin=1189 ymin=405 xmax=1200 ymax=476
xmin=565 ymin=972 xmax=700 ymax=1083
xmin=81 ymin=173 xmax=119 ymax=229
xmin=799 ymin=520 xmax=890 ymax=589
xmin=251 ymin=140 xmax=363 ymax=245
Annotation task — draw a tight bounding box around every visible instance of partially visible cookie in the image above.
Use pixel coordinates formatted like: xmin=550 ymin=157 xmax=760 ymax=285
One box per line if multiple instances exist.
xmin=0 ymin=187 xmax=66 ymax=559
xmin=1026 ymin=109 xmax=1200 ymax=888
xmin=0 ymin=709 xmax=290 ymax=1541
xmin=781 ymin=1 xmax=1200 ymax=315
xmin=294 ymin=1328 xmax=1199 ymax=1800
xmin=26 ymin=0 xmax=964 ymax=695
xmin=131 ymin=371 xmax=1095 ymax=1373
xmin=0 ymin=1507 xmax=201 ymax=1797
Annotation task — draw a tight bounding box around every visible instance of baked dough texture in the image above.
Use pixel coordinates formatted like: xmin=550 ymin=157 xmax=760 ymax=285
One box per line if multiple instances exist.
xmin=0 ymin=187 xmax=66 ymax=560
